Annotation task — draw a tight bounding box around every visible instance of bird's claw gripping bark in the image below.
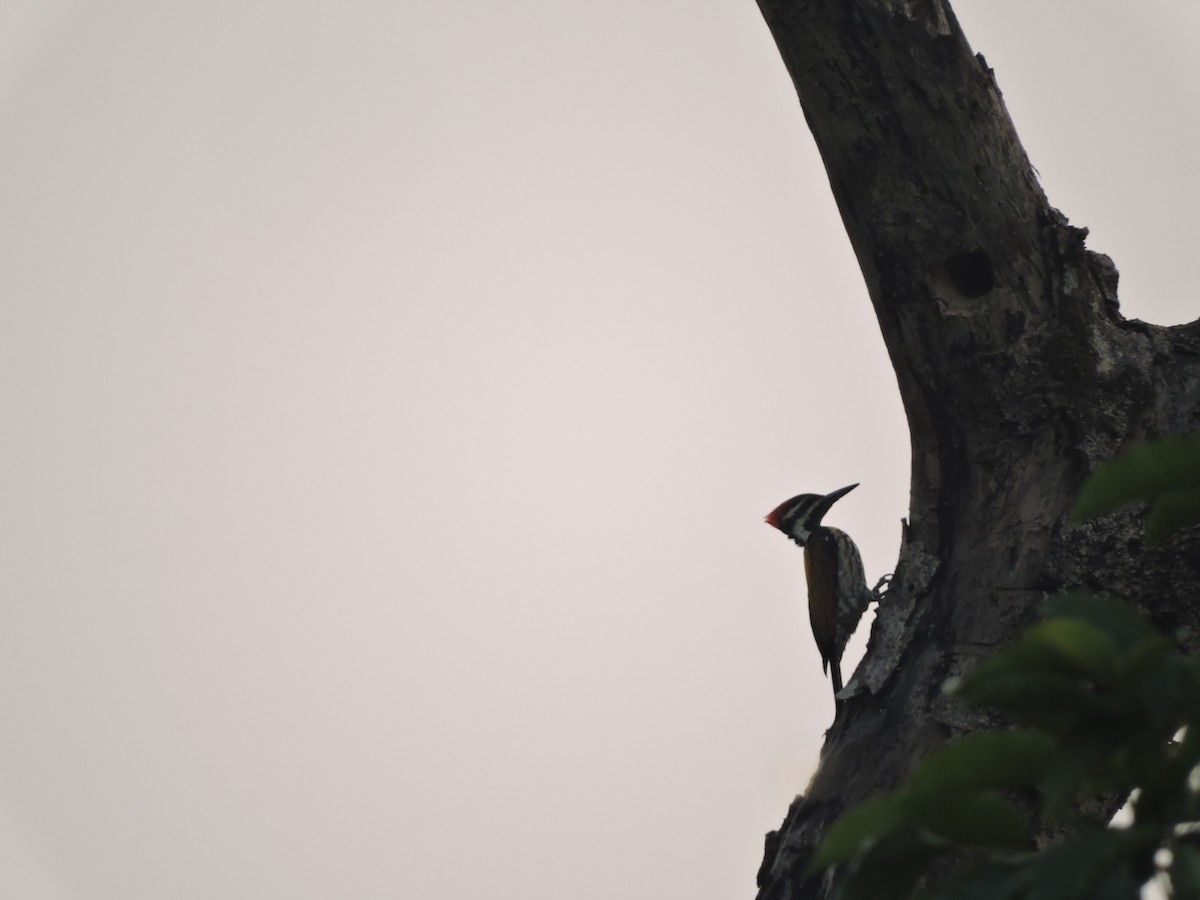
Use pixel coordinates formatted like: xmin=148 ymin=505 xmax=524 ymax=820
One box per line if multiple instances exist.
xmin=872 ymin=573 xmax=893 ymax=601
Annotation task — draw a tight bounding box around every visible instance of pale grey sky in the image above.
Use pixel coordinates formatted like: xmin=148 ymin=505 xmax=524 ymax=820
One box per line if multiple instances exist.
xmin=0 ymin=2 xmax=1196 ymax=899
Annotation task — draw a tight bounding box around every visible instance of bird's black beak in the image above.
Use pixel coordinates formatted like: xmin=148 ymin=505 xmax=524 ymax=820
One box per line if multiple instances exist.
xmin=815 ymin=483 xmax=858 ymax=520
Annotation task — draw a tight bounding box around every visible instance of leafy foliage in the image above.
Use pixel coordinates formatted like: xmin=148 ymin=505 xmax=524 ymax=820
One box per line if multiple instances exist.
xmin=811 ymin=438 xmax=1200 ymax=899
xmin=1072 ymin=435 xmax=1200 ymax=544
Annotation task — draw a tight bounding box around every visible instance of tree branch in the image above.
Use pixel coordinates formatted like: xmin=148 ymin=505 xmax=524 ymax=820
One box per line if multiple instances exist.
xmin=753 ymin=1 xmax=1200 ymax=896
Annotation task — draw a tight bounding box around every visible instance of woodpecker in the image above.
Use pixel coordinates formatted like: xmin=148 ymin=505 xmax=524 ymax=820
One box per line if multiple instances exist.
xmin=765 ymin=483 xmax=875 ymax=698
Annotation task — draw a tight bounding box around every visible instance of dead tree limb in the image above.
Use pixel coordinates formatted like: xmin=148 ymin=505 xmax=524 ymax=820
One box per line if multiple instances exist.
xmin=752 ymin=2 xmax=1200 ymax=896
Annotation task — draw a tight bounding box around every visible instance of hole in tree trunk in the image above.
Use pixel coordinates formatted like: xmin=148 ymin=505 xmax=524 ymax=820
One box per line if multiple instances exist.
xmin=942 ymin=249 xmax=994 ymax=298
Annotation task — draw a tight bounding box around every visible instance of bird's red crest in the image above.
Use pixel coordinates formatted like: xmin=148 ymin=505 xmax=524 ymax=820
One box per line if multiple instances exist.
xmin=764 ymin=501 xmax=789 ymax=530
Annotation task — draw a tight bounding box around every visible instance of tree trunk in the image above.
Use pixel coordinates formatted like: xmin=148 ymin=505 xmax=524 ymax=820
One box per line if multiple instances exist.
xmin=752 ymin=1 xmax=1200 ymax=897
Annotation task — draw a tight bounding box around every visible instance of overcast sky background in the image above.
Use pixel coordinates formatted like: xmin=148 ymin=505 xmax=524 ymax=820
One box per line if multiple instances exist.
xmin=1 ymin=2 xmax=1197 ymax=898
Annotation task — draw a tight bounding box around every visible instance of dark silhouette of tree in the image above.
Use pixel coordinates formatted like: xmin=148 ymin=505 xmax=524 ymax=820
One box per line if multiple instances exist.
xmin=751 ymin=3 xmax=1200 ymax=897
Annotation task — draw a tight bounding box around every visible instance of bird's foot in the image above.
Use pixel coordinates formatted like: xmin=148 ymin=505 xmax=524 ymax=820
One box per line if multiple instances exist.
xmin=872 ymin=573 xmax=893 ymax=600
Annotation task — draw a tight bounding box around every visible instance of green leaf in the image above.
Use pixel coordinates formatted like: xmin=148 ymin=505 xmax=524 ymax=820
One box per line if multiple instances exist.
xmin=925 ymin=858 xmax=1037 ymax=900
xmin=1188 ymin=657 xmax=1200 ymax=723
xmin=905 ymin=730 xmax=1056 ymax=798
xmin=1024 ymin=829 xmax=1149 ymax=900
xmin=835 ymin=826 xmax=941 ymax=900
xmin=1172 ymin=843 xmax=1200 ymax=896
xmin=909 ymin=791 xmax=1031 ymax=850
xmin=1044 ymin=595 xmax=1157 ymax=650
xmin=1082 ymin=870 xmax=1146 ymax=900
xmin=809 ymin=794 xmax=906 ymax=871
xmin=956 ymin=670 xmax=1117 ymax=731
xmin=1027 ymin=617 xmax=1119 ymax=682
xmin=1072 ymin=436 xmax=1200 ymax=522
xmin=1134 ymin=652 xmax=1200 ymax=730
xmin=958 ymin=636 xmax=1093 ymax=699
xmin=1145 ymin=486 xmax=1200 ymax=544
xmin=1037 ymin=741 xmax=1122 ymax=820
xmin=1118 ymin=633 xmax=1178 ymax=686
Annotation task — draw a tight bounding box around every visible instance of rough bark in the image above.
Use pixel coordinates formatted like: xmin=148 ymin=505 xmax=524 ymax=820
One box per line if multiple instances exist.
xmin=752 ymin=1 xmax=1200 ymax=897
